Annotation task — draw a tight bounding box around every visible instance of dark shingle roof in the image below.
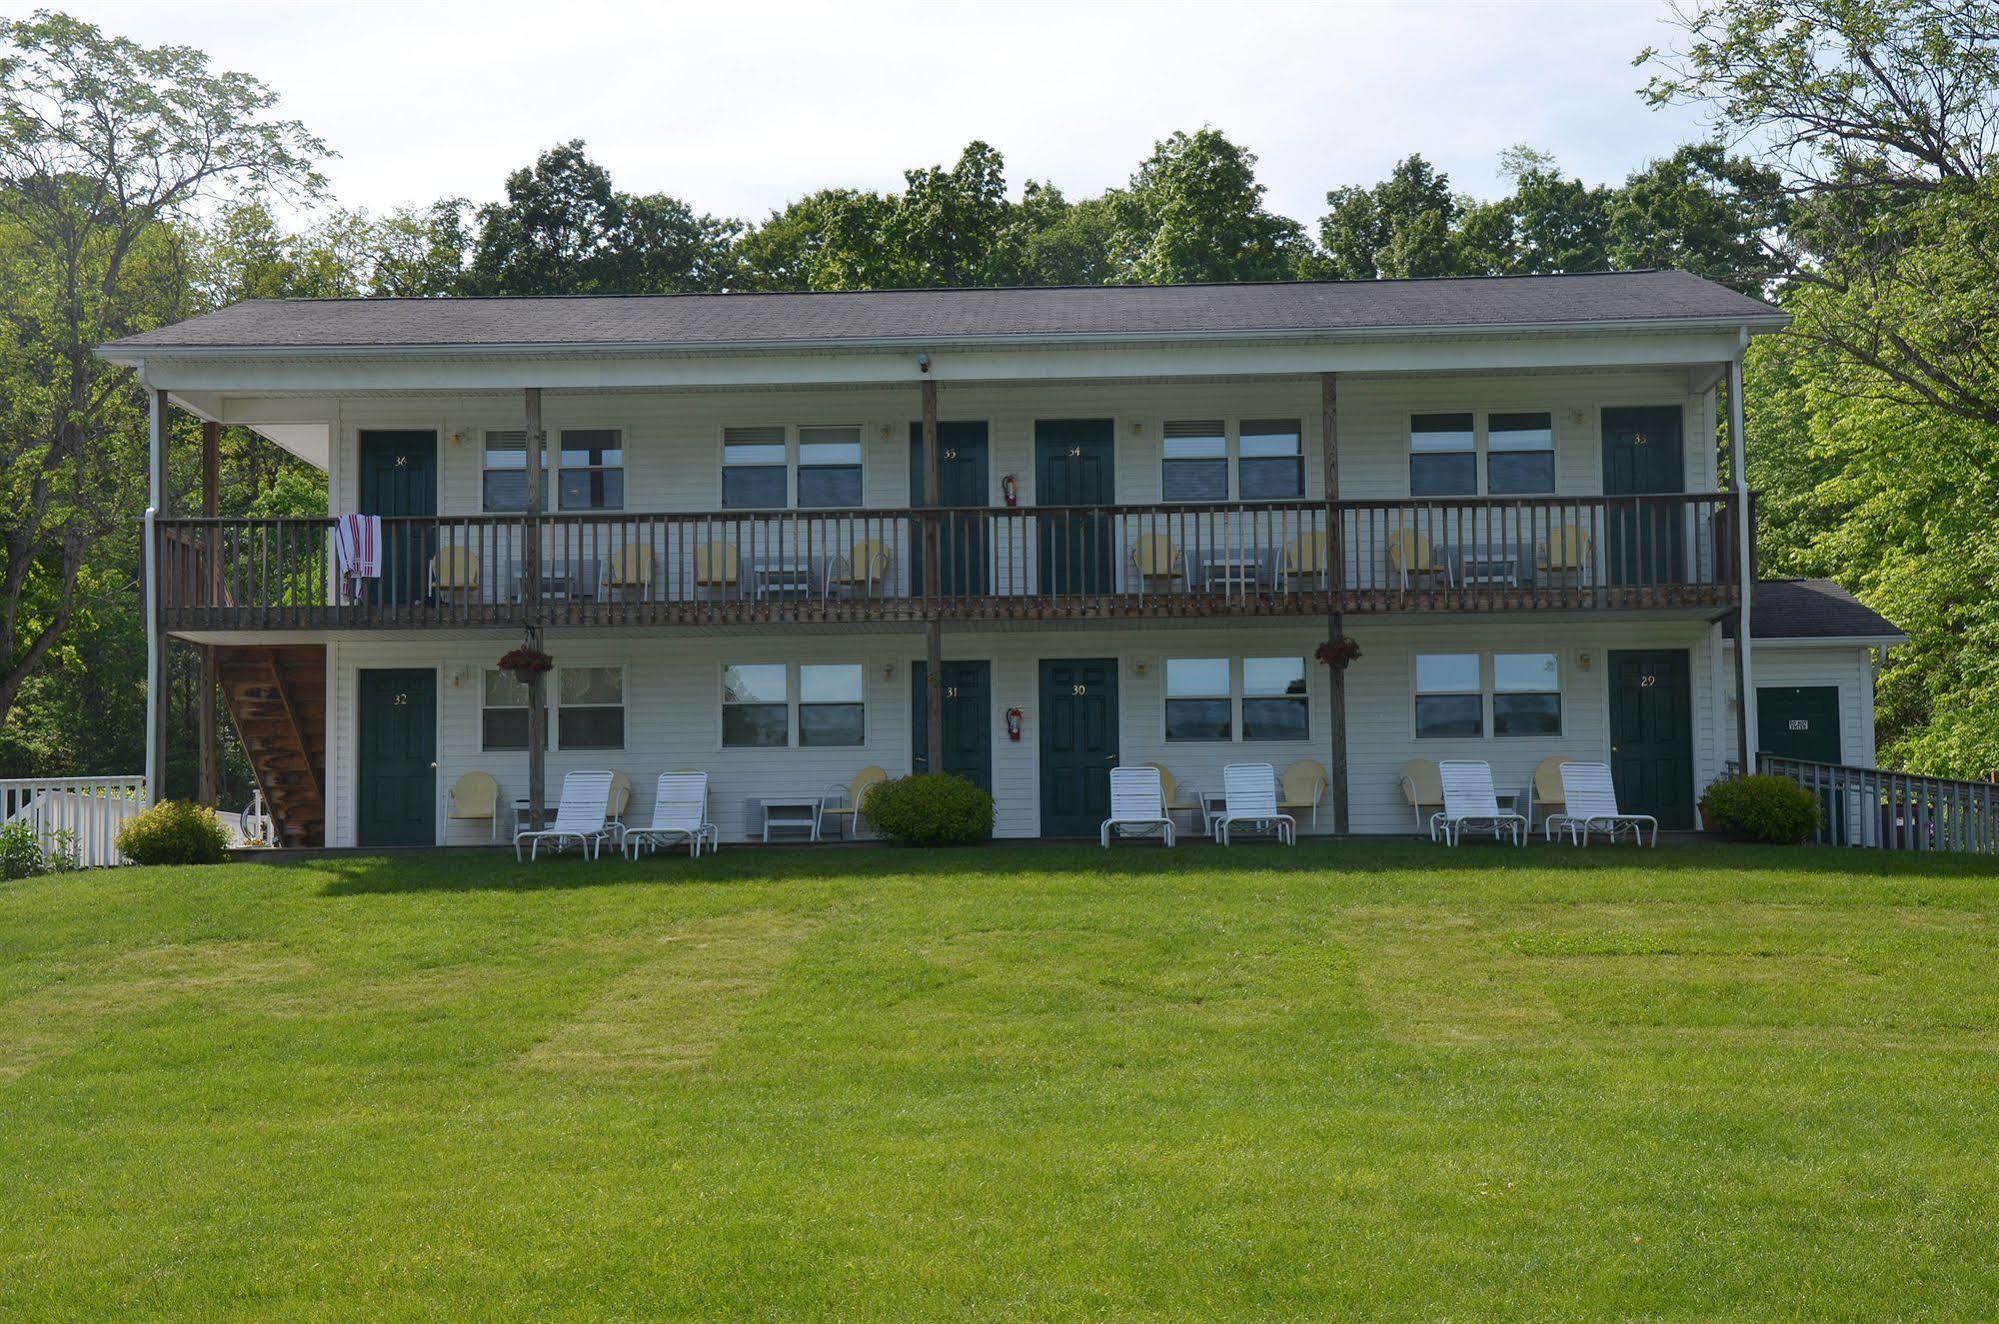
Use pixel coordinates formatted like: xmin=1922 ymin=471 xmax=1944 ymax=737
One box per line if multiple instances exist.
xmin=1730 ymin=579 xmax=1905 ymax=641
xmin=104 ymin=270 xmax=1784 ymax=353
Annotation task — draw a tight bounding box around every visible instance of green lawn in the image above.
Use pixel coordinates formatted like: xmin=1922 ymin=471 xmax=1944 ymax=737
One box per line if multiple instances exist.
xmin=4 ymin=842 xmax=1999 ymax=1319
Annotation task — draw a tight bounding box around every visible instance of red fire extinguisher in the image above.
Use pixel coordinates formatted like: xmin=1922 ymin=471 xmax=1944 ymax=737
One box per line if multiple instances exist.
xmin=1001 ymin=474 xmax=1020 ymax=508
xmin=1005 ymin=707 xmax=1024 ymax=742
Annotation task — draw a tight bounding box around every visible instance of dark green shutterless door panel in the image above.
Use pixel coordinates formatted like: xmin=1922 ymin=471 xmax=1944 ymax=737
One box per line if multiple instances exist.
xmin=1607 ymin=649 xmax=1695 ymax=829
xmin=1601 ymin=406 xmax=1686 ymax=587
xmin=358 ymin=430 xmax=438 ymax=607
xmin=357 ymin=668 xmax=436 ymax=847
xmin=911 ymin=660 xmax=993 ymax=793
xmin=1760 ymin=685 xmax=1844 ymax=840
xmin=909 ymin=421 xmax=991 ymax=596
xmin=1039 ymin=658 xmax=1118 ymax=837
xmin=1035 ymin=420 xmax=1116 ymax=596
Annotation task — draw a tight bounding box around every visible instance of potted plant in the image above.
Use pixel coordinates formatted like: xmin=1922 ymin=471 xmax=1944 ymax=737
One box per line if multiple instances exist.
xmin=1315 ymin=636 xmax=1362 ymax=669
xmin=498 ymin=645 xmax=553 ymax=686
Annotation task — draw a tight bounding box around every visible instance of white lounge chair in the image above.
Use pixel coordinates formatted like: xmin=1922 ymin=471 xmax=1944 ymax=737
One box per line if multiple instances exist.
xmin=626 ymin=772 xmax=713 ymax=859
xmin=513 ymin=770 xmax=616 ymax=861
xmin=1435 ymin=760 xmax=1527 ymax=846
xmin=1548 ymin=761 xmax=1658 ymax=846
xmin=1212 ymin=763 xmax=1296 ymax=846
xmin=1101 ymin=766 xmax=1175 ymax=847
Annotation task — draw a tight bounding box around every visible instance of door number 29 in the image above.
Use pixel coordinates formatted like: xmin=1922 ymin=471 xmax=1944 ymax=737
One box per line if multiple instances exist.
xmin=1639 ymin=674 xmax=1657 ymax=688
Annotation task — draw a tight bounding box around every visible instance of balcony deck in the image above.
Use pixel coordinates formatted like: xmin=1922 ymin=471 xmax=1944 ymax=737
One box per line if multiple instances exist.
xmin=154 ymin=495 xmax=1744 ymax=633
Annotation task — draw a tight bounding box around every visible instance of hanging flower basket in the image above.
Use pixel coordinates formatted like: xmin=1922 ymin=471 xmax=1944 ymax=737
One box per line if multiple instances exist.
xmin=1315 ymin=636 xmax=1362 ymax=670
xmin=498 ymin=646 xmax=553 ymax=685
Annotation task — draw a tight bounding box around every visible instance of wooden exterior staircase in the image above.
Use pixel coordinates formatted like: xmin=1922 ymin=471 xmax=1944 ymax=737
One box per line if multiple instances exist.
xmin=216 ymin=645 xmax=326 ymax=847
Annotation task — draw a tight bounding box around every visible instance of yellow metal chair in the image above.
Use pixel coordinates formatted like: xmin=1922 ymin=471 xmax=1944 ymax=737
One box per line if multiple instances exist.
xmin=428 ymin=546 xmax=482 ymax=605
xmin=1398 ymin=758 xmax=1445 ymax=838
xmin=694 ymin=542 xmax=740 ymax=598
xmin=820 ymin=765 xmax=887 ymax=839
xmin=1385 ymin=528 xmax=1446 ymax=592
xmin=1281 ymin=530 xmax=1331 ymax=592
xmin=607 ymin=771 xmax=632 ymax=847
xmin=1528 ymin=754 xmax=1567 ymax=836
xmin=1129 ymin=534 xmax=1184 ymax=592
xmin=1280 ymin=759 xmax=1330 ymax=830
xmin=448 ymin=770 xmax=501 ymax=841
xmin=1537 ymin=524 xmax=1592 ymax=588
xmin=1145 ymin=761 xmax=1204 ymax=832
xmin=601 ymin=544 xmax=654 ymax=601
xmin=826 ymin=539 xmax=893 ymax=600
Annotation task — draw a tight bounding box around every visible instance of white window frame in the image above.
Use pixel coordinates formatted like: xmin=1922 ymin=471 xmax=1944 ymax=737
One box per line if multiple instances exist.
xmin=1163 ymin=656 xmax=1311 ymax=744
xmin=481 ymin=429 xmax=547 ymax=513
xmin=1159 ymin=416 xmax=1308 ymax=503
xmin=556 ymin=427 xmax=625 ymax=512
xmin=1410 ymin=652 xmax=1565 ymax=739
xmin=1407 ymin=409 xmax=1559 ymax=498
xmin=554 ymin=664 xmax=626 ymax=751
xmin=719 ymin=660 xmax=869 ymax=749
xmin=719 ymin=424 xmax=870 ymax=511
xmin=479 ymin=664 xmax=627 ymax=751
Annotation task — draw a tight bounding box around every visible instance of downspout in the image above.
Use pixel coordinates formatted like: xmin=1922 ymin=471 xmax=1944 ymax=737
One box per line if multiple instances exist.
xmin=1729 ymin=328 xmax=1757 ymax=773
xmin=143 ymin=372 xmax=164 ymax=806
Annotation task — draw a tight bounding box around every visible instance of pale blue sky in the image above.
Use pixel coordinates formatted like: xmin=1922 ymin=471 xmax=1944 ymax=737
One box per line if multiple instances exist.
xmin=25 ymin=0 xmax=1712 ymax=226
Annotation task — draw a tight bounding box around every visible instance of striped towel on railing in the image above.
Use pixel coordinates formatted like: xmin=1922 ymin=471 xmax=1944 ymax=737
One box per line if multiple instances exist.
xmin=333 ymin=514 xmax=381 ymax=602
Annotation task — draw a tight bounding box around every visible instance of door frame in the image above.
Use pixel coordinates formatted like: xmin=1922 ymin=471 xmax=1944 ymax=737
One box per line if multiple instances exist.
xmin=351 ymin=423 xmax=445 ymax=508
xmin=1757 ymin=684 xmax=1844 ymax=765
xmin=1598 ymin=404 xmax=1688 ymax=493
xmin=910 ymin=658 xmax=994 ymax=793
xmin=1032 ymin=420 xmax=1118 ymax=598
xmin=1604 ymin=647 xmax=1695 ymax=830
xmin=909 ymin=420 xmax=993 ymax=597
xmin=1037 ymin=655 xmax=1121 ymax=838
xmin=353 ymin=664 xmax=441 ymax=847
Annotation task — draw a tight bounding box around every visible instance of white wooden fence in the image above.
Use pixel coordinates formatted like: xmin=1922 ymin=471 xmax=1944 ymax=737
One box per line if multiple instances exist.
xmin=0 ymin=777 xmax=148 ymax=868
xmin=1760 ymin=756 xmax=1999 ymax=856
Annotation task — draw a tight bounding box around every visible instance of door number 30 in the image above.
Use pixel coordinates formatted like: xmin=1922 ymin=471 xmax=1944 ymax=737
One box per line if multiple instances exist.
xmin=1071 ymin=684 xmax=1088 ymax=695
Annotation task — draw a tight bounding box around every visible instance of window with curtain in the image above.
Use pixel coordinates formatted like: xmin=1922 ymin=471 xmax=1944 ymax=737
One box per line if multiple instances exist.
xmin=558 ymin=429 xmax=624 ymax=510
xmin=1409 ymin=413 xmax=1476 ymax=496
xmin=481 ymin=669 xmax=532 ymax=750
xmin=796 ymin=427 xmax=864 ymax=508
xmin=799 ymin=663 xmax=865 ymax=746
xmin=1161 ymin=421 xmax=1228 ymax=502
xmin=1242 ymin=657 xmax=1308 ymax=741
xmin=1165 ymin=657 xmax=1232 ymax=741
xmin=1415 ymin=652 xmax=1483 ymax=738
xmin=1238 ymin=419 xmax=1304 ymax=500
xmin=1487 ymin=412 xmax=1555 ymax=495
xmin=721 ymin=427 xmax=787 ymax=509
xmin=556 ymin=666 xmax=624 ymax=749
xmin=482 ymin=431 xmax=548 ymax=512
xmin=1493 ymin=652 xmax=1561 ymax=735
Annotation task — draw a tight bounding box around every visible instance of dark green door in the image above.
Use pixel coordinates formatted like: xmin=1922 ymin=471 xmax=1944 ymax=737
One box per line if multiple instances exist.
xmin=1039 ymin=658 xmax=1118 ymax=836
xmin=909 ymin=421 xmax=990 ymax=596
xmin=1608 ymin=649 xmax=1695 ymax=829
xmin=1761 ymin=685 xmax=1843 ymax=841
xmin=358 ymin=430 xmax=437 ymax=607
xmin=1035 ymin=420 xmax=1115 ymax=596
xmin=1601 ymin=406 xmax=1685 ymax=587
xmin=357 ymin=668 xmax=436 ymax=847
xmin=911 ymin=660 xmax=992 ymax=793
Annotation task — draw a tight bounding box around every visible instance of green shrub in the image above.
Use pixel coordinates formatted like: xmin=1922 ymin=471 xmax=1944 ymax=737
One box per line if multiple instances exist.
xmin=0 ymin=820 xmax=78 ymax=880
xmin=116 ymin=801 xmax=231 ymax=866
xmin=1700 ymin=774 xmax=1821 ymax=844
xmin=860 ymin=774 xmax=994 ymax=847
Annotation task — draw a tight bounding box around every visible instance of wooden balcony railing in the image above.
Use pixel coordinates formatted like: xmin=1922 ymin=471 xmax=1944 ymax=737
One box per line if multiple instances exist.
xmin=154 ymin=493 xmax=1745 ymax=631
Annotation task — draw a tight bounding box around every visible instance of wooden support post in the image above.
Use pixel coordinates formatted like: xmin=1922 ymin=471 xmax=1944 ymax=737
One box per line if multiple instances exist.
xmin=198 ymin=421 xmax=220 ymax=808
xmin=523 ymin=388 xmax=548 ymax=830
xmin=921 ymin=374 xmax=944 ymax=778
xmin=1322 ymin=372 xmax=1350 ymax=836
xmin=1728 ymin=352 xmax=1756 ymax=773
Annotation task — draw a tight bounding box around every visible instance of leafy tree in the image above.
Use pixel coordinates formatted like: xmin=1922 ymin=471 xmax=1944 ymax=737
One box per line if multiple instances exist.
xmin=734 ymin=188 xmax=870 ymax=291
xmin=467 ymin=140 xmax=738 ymax=294
xmin=0 ymin=11 xmax=323 ymax=733
xmin=1106 ymin=128 xmax=1314 ymax=283
xmin=1606 ymin=144 xmax=1790 ymax=293
xmin=1318 ymin=154 xmax=1465 ymax=279
xmin=367 ymin=199 xmax=471 ymax=297
xmin=1014 ymin=181 xmax=1117 ymax=285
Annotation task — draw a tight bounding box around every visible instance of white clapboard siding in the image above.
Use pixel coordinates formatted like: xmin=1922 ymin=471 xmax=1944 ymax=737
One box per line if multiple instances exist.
xmin=323 ymin=616 xmax=1734 ymax=846
xmin=1726 ymin=642 xmax=1881 ymax=767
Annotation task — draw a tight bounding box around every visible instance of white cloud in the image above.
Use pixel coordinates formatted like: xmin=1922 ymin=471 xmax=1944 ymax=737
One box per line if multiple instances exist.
xmin=26 ymin=0 xmax=1709 ymax=226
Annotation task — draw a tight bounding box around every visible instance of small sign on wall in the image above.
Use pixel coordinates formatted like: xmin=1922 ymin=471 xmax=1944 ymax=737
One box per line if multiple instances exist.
xmin=1789 ymin=719 xmax=1810 ymax=731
